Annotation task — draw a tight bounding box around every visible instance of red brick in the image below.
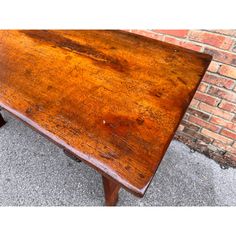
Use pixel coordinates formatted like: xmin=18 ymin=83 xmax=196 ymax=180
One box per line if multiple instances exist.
xmin=202 ymin=73 xmax=235 ymax=89
xmin=212 ymin=140 xmax=228 ymax=151
xmin=177 ymin=124 xmax=185 ymax=132
xmin=201 ymin=128 xmax=233 ymax=144
xmin=164 ymin=36 xmax=180 ymax=45
xmin=210 ymin=116 xmax=236 ymax=132
xmin=204 ymin=48 xmax=236 ymax=66
xmin=189 ymin=31 xmax=234 ymax=50
xmin=224 ymin=153 xmax=236 ymax=161
xmin=233 ymin=142 xmax=236 ymax=149
xmin=164 ymin=36 xmax=201 ymax=52
xmin=189 ymin=115 xmax=221 ymax=132
xmin=153 ymin=30 xmax=189 ymax=38
xmin=181 ymin=119 xmax=200 ymax=131
xmin=227 ymin=147 xmax=236 ymax=155
xmin=187 ymin=107 xmax=210 ymax=120
xmin=189 ymin=98 xmax=199 ymax=108
xmin=208 ymin=86 xmax=236 ymax=103
xmin=210 ymin=30 xmax=236 ymax=37
xmin=225 ymin=150 xmax=236 ymax=158
xmin=199 ymin=102 xmax=234 ymax=120
xmin=219 ymin=64 xmax=236 ymax=79
xmin=218 ymin=100 xmax=236 ymax=113
xmin=197 ymin=83 xmax=208 ymax=93
xmin=207 ymin=61 xmax=220 ymax=73
xmin=232 ymin=116 xmax=236 ymax=123
xmin=126 ymin=30 xmax=164 ymax=41
xmin=180 ymin=41 xmax=202 ymax=52
xmin=183 ymin=127 xmax=212 ymax=144
xmin=213 ymin=140 xmax=236 ymax=154
xmin=221 ymin=129 xmax=236 ymax=140
xmin=194 ymin=91 xmax=220 ymax=106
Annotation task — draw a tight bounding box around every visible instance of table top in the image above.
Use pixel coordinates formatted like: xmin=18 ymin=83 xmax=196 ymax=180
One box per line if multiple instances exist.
xmin=0 ymin=30 xmax=211 ymax=196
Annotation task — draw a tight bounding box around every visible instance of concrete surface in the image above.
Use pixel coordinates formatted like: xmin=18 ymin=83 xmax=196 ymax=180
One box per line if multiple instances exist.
xmin=0 ymin=110 xmax=236 ymax=206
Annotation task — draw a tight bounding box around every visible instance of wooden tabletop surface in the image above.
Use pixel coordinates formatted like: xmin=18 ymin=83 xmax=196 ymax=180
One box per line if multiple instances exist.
xmin=0 ymin=30 xmax=211 ymax=196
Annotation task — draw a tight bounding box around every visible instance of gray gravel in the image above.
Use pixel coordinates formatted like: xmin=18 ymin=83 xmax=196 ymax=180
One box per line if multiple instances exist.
xmin=0 ymin=110 xmax=236 ymax=206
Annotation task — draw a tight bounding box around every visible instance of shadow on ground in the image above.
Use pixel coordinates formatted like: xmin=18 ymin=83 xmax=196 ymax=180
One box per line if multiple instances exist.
xmin=0 ymin=111 xmax=236 ymax=206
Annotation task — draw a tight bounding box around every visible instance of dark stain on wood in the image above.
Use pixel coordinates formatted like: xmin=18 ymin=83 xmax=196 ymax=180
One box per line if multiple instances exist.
xmin=136 ymin=117 xmax=144 ymax=125
xmin=100 ymin=151 xmax=118 ymax=160
xmin=21 ymin=30 xmax=128 ymax=73
xmin=177 ymin=76 xmax=187 ymax=85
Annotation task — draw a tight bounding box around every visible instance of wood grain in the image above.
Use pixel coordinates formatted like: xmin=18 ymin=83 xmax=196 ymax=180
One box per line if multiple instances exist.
xmin=0 ymin=30 xmax=212 ymax=197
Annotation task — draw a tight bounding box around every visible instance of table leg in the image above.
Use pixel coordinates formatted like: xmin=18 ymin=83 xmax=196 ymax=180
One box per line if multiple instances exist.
xmin=102 ymin=176 xmax=120 ymax=206
xmin=0 ymin=110 xmax=6 ymax=127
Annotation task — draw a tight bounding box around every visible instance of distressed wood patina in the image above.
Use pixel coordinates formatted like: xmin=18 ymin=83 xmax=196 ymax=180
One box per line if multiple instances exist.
xmin=0 ymin=30 xmax=211 ymax=205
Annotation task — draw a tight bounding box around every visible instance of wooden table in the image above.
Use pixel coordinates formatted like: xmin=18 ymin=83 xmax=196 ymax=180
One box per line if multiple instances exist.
xmin=0 ymin=30 xmax=211 ymax=206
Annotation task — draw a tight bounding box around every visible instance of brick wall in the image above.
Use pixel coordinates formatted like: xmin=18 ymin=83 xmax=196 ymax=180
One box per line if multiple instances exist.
xmin=126 ymin=30 xmax=236 ymax=167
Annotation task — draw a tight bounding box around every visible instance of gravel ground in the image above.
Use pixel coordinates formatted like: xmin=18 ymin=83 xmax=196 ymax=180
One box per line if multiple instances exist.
xmin=0 ymin=110 xmax=236 ymax=206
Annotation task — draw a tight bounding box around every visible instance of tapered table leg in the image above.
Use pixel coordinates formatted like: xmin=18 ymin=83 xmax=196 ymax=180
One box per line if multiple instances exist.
xmin=102 ymin=176 xmax=121 ymax=206
xmin=0 ymin=110 xmax=6 ymax=127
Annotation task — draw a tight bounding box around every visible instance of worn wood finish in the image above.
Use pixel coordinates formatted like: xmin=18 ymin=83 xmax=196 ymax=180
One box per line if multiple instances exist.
xmin=0 ymin=30 xmax=212 ymax=198
xmin=102 ymin=176 xmax=120 ymax=206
